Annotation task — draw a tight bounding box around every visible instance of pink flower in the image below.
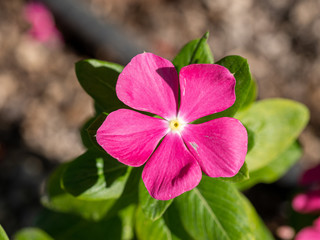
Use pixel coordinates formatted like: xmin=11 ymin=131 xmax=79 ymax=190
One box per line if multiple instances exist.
xmin=292 ymin=163 xmax=320 ymax=213
xmin=292 ymin=190 xmax=320 ymax=214
xmin=24 ymin=2 xmax=62 ymax=43
xmin=295 ymin=217 xmax=320 ymax=240
xmin=96 ymin=53 xmax=248 ymax=200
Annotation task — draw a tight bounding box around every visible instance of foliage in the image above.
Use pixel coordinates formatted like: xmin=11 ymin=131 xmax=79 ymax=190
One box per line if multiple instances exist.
xmin=11 ymin=33 xmax=309 ymax=240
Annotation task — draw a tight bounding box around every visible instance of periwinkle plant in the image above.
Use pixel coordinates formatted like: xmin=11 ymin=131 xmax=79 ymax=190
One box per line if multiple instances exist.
xmin=8 ymin=33 xmax=309 ymax=240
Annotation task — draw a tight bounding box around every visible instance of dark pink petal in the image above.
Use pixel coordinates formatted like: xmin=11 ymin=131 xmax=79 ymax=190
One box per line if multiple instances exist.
xmin=299 ymin=164 xmax=320 ymax=186
xmin=116 ymin=53 xmax=179 ymax=119
xmin=178 ymin=64 xmax=236 ymax=123
xmin=181 ymin=117 xmax=248 ymax=177
xmin=96 ymin=109 xmax=168 ymax=167
xmin=142 ymin=132 xmax=202 ymax=200
xmin=292 ymin=189 xmax=320 ymax=213
xmin=296 ymin=217 xmax=320 ymax=240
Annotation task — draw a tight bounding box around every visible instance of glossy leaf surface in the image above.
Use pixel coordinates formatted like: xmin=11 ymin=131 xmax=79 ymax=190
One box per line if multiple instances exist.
xmin=237 ymin=99 xmax=309 ymax=171
xmin=139 ymin=180 xmax=173 ymax=220
xmin=80 ymin=114 xmax=107 ymax=150
xmin=42 ymin=164 xmax=115 ymax=221
xmin=62 ymin=150 xmax=130 ymax=200
xmin=172 ymin=32 xmax=213 ymax=73
xmin=75 ymin=59 xmax=125 ymax=112
xmin=219 ymin=162 xmax=249 ymax=183
xmin=135 ymin=207 xmax=173 ymax=240
xmin=240 ymin=78 xmax=257 ymax=110
xmin=175 ymin=177 xmax=273 ymax=240
xmin=236 ymin=141 xmax=302 ymax=190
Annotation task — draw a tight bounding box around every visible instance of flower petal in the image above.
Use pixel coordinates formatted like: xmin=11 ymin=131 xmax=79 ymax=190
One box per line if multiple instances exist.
xmin=296 ymin=217 xmax=320 ymax=240
xmin=181 ymin=117 xmax=248 ymax=177
xmin=178 ymin=64 xmax=236 ymax=122
xmin=116 ymin=53 xmax=179 ymax=119
xmin=142 ymin=132 xmax=202 ymax=200
xmin=96 ymin=109 xmax=168 ymax=167
xmin=292 ymin=189 xmax=320 ymax=213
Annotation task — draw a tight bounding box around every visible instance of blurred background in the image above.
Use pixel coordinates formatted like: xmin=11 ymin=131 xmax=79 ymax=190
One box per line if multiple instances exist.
xmin=0 ymin=0 xmax=319 ymax=238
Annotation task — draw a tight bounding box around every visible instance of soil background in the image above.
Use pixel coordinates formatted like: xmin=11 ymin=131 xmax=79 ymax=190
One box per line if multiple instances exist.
xmin=0 ymin=0 xmax=320 ymax=238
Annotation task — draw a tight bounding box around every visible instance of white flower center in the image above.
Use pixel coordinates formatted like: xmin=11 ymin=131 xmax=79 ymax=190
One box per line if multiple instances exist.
xmin=168 ymin=118 xmax=185 ymax=133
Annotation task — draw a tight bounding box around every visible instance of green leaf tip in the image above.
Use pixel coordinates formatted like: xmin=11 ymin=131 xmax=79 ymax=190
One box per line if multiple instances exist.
xmin=173 ymin=33 xmax=214 ymax=73
xmin=202 ymin=32 xmax=209 ymax=39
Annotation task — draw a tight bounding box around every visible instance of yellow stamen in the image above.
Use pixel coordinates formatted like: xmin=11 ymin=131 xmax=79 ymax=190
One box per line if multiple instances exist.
xmin=169 ymin=119 xmax=185 ymax=133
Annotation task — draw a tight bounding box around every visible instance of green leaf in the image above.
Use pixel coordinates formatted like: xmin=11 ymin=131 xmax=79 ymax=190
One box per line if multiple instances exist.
xmin=245 ymin=125 xmax=255 ymax=153
xmin=193 ymin=55 xmax=252 ymax=124
xmin=240 ymin=78 xmax=258 ymax=111
xmin=75 ymin=59 xmax=125 ymax=112
xmin=220 ymin=162 xmax=249 ymax=183
xmin=13 ymin=228 xmax=53 ymax=240
xmin=118 ymin=204 xmax=136 ymax=240
xmin=139 ymin=179 xmax=173 ymax=220
xmin=175 ymin=177 xmax=273 ymax=240
xmin=81 ymin=113 xmax=109 ymax=151
xmin=216 ymin=56 xmax=252 ymax=117
xmin=80 ymin=117 xmax=96 ymax=150
xmin=135 ymin=206 xmax=173 ymax=240
xmin=236 ymin=99 xmax=309 ymax=171
xmin=103 ymin=167 xmax=142 ymax=219
xmin=235 ymin=141 xmax=302 ymax=190
xmin=62 ymin=150 xmax=131 ymax=200
xmin=164 ymin=203 xmax=194 ymax=240
xmin=42 ymin=164 xmax=116 ymax=221
xmin=0 ymin=225 xmax=9 ymax=240
xmin=135 ymin=203 xmax=194 ymax=240
xmin=172 ymin=32 xmax=213 ymax=73
xmin=35 ymin=209 xmax=122 ymax=240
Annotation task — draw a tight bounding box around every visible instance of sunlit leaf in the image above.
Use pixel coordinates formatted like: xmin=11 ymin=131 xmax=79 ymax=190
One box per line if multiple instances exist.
xmin=173 ymin=32 xmax=213 ymax=73
xmin=118 ymin=204 xmax=136 ymax=240
xmin=135 ymin=207 xmax=173 ymax=240
xmin=42 ymin=164 xmax=115 ymax=221
xmin=62 ymin=150 xmax=131 ymax=200
xmin=236 ymin=99 xmax=309 ymax=171
xmin=240 ymin=78 xmax=258 ymax=110
xmin=236 ymin=141 xmax=302 ymax=190
xmin=75 ymin=59 xmax=125 ymax=112
xmin=220 ymin=162 xmax=249 ymax=183
xmin=0 ymin=225 xmax=9 ymax=240
xmin=139 ymin=180 xmax=173 ymax=220
xmin=13 ymin=228 xmax=53 ymax=240
xmin=175 ymin=177 xmax=274 ymax=240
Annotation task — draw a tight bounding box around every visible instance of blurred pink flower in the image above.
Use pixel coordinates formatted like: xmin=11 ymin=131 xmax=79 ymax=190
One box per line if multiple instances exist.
xmin=292 ymin=189 xmax=320 ymax=213
xmin=295 ymin=217 xmax=320 ymax=240
xmin=293 ymin=163 xmax=320 ymax=213
xmin=292 ymin=164 xmax=320 ymax=239
xmin=96 ymin=53 xmax=248 ymax=200
xmin=24 ymin=1 xmax=62 ymax=43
